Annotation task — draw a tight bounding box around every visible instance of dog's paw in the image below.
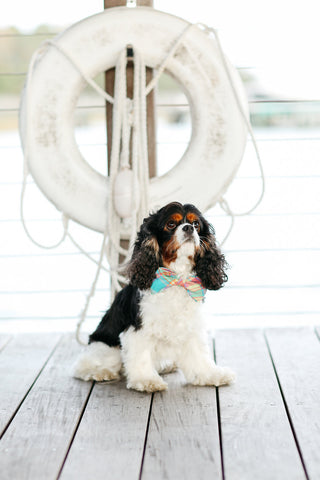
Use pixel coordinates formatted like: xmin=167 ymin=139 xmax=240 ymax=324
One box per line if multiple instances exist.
xmin=158 ymin=361 xmax=178 ymax=375
xmin=212 ymin=366 xmax=236 ymax=386
xmin=127 ymin=376 xmax=168 ymax=393
xmin=72 ymin=342 xmax=122 ymax=382
xmin=191 ymin=366 xmax=236 ymax=387
xmin=73 ymin=360 xmax=121 ymax=382
xmin=88 ymin=368 xmax=120 ymax=382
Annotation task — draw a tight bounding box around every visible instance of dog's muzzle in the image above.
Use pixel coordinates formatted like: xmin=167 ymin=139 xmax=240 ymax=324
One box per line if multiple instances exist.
xmin=178 ymin=223 xmax=199 ymax=246
xmin=182 ymin=224 xmax=194 ymax=235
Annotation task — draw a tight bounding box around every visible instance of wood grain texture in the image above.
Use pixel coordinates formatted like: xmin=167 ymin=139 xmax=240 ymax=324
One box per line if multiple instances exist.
xmin=141 ymin=370 xmax=222 ymax=480
xmin=0 ymin=335 xmax=93 ymax=480
xmin=104 ymin=0 xmax=126 ymax=7
xmin=265 ymin=327 xmax=320 ymax=480
xmin=60 ymin=380 xmax=152 ymax=480
xmin=2 ymin=329 xmax=317 ymax=480
xmin=215 ymin=329 xmax=306 ymax=480
xmin=0 ymin=333 xmax=60 ymax=435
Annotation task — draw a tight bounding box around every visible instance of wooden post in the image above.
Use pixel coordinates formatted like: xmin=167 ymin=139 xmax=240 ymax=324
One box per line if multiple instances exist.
xmin=104 ymin=0 xmax=156 ymax=267
xmin=104 ymin=0 xmax=156 ymax=178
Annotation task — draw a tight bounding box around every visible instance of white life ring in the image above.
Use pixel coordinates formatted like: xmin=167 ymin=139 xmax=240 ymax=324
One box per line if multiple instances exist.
xmin=20 ymin=6 xmax=248 ymax=233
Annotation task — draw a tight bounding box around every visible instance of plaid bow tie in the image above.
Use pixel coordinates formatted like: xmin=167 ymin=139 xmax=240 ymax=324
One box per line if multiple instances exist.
xmin=151 ymin=267 xmax=206 ymax=303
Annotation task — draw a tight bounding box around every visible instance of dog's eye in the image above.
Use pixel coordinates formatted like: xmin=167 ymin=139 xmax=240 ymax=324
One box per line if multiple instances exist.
xmin=193 ymin=221 xmax=200 ymax=229
xmin=166 ymin=221 xmax=176 ymax=230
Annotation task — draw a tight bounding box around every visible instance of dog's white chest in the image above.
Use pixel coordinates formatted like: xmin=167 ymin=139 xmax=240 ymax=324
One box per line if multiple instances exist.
xmin=140 ymin=286 xmax=202 ymax=341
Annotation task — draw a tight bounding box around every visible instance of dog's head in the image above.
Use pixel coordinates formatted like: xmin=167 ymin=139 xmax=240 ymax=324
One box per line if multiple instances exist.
xmin=127 ymin=202 xmax=228 ymax=290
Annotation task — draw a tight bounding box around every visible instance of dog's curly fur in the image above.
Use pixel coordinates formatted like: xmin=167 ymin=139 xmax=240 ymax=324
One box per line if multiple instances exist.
xmin=127 ymin=201 xmax=228 ymax=290
xmin=73 ymin=202 xmax=234 ymax=392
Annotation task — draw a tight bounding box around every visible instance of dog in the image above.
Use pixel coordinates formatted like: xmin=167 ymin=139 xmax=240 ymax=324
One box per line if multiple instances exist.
xmin=73 ymin=202 xmax=235 ymax=392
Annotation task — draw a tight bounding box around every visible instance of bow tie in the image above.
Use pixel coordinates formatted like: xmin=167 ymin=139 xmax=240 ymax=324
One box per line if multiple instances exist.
xmin=150 ymin=267 xmax=206 ymax=303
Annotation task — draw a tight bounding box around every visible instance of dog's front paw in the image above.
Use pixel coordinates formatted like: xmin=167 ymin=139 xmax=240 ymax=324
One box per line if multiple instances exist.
xmin=73 ymin=342 xmax=122 ymax=382
xmin=127 ymin=375 xmax=168 ymax=393
xmin=192 ymin=366 xmax=236 ymax=387
xmin=212 ymin=366 xmax=236 ymax=386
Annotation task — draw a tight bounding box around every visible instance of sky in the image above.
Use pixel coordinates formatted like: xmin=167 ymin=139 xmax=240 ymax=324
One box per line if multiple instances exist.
xmin=2 ymin=0 xmax=320 ymax=99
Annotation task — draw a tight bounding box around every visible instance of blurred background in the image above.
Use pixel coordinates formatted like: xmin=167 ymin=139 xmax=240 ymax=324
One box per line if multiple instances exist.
xmin=1 ymin=0 xmax=319 ymax=333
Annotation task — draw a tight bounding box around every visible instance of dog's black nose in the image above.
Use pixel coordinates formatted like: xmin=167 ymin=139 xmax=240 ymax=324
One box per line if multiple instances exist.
xmin=182 ymin=224 xmax=194 ymax=233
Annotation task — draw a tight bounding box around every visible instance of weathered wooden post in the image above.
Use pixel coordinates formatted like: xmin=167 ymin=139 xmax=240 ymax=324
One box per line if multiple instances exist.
xmin=104 ymin=0 xmax=156 ymax=265
xmin=104 ymin=0 xmax=156 ymax=177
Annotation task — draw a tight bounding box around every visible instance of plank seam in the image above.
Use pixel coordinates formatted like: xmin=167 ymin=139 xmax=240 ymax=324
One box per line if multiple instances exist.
xmin=0 ymin=334 xmax=63 ymax=440
xmin=213 ymin=338 xmax=225 ymax=480
xmin=138 ymin=393 xmax=154 ymax=480
xmin=56 ymin=380 xmax=96 ymax=480
xmin=263 ymin=330 xmax=310 ymax=480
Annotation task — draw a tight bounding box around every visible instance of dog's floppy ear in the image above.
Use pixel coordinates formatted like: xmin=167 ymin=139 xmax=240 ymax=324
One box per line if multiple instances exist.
xmin=126 ymin=213 xmax=160 ymax=290
xmin=195 ymin=219 xmax=228 ymax=290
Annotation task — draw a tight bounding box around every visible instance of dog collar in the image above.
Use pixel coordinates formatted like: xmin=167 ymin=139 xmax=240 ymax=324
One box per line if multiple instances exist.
xmin=151 ymin=267 xmax=206 ymax=303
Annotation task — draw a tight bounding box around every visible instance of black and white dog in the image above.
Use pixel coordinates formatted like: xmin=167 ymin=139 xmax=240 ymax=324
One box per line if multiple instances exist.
xmin=73 ymin=202 xmax=235 ymax=392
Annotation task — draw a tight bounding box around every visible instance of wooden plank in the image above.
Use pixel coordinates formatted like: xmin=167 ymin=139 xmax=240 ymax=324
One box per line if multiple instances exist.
xmin=60 ymin=380 xmax=152 ymax=480
xmin=215 ymin=329 xmax=306 ymax=480
xmin=0 ymin=333 xmax=61 ymax=436
xmin=0 ymin=334 xmax=93 ymax=480
xmin=141 ymin=370 xmax=222 ymax=480
xmin=265 ymin=327 xmax=320 ymax=480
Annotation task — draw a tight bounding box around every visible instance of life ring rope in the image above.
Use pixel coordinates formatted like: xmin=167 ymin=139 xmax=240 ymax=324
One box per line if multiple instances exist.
xmin=47 ymin=40 xmax=115 ymax=104
xmin=202 ymin=25 xmax=265 ymax=244
xmin=106 ymin=45 xmax=150 ymax=295
xmin=20 ymin=12 xmax=264 ymax=344
xmin=20 ymin=44 xmax=70 ymax=250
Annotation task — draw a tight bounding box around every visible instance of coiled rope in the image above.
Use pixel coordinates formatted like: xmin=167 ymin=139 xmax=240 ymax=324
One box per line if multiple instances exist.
xmin=20 ymin=22 xmax=265 ymax=345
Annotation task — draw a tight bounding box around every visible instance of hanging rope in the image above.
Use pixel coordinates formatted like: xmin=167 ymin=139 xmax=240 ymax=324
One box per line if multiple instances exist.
xmin=20 ymin=44 xmax=70 ymax=250
xmin=76 ymin=46 xmax=150 ymax=343
xmin=196 ymin=25 xmax=265 ymax=245
xmin=20 ymin=21 xmax=264 ymax=344
xmin=105 ymin=46 xmax=150 ymax=298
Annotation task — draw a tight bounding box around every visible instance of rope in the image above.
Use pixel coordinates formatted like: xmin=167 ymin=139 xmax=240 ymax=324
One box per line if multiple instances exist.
xmin=75 ymin=230 xmax=108 ymax=345
xmin=46 ymin=40 xmax=114 ymax=104
xmin=20 ymin=45 xmax=70 ymax=249
xmin=197 ymin=25 xmax=265 ymax=245
xmin=20 ymin=20 xmax=264 ymax=343
xmin=145 ymin=24 xmax=195 ymax=96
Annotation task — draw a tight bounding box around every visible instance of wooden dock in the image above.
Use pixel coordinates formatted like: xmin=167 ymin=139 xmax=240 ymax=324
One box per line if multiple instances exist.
xmin=1 ymin=327 xmax=320 ymax=479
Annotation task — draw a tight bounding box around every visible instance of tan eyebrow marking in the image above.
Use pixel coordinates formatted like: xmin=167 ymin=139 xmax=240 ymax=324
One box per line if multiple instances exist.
xmin=171 ymin=213 xmax=183 ymax=222
xmin=186 ymin=213 xmax=199 ymax=224
xmin=164 ymin=213 xmax=183 ymax=232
